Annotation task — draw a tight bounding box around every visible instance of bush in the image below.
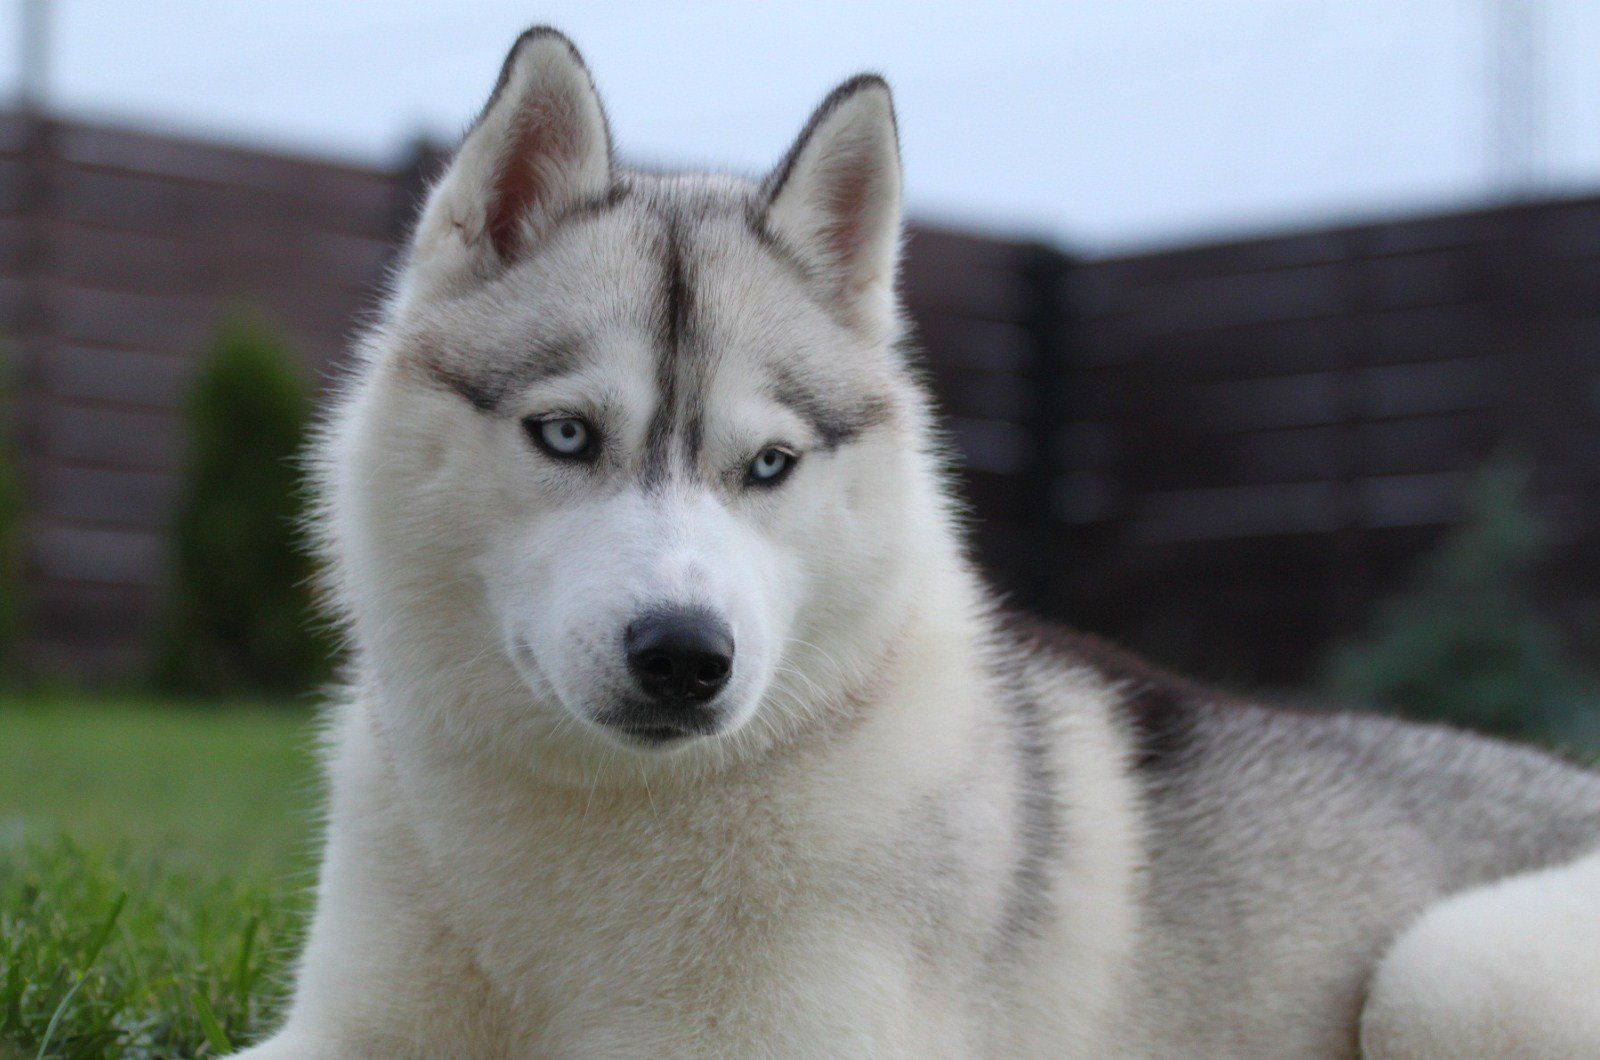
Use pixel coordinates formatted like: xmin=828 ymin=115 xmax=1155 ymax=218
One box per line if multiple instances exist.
xmin=153 ymin=318 xmax=335 ymax=695
xmin=1324 ymin=458 xmax=1597 ymax=743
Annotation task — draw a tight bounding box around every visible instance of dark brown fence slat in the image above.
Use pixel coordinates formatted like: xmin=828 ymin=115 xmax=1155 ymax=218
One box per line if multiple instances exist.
xmin=1362 ymin=356 xmax=1511 ymax=419
xmin=946 ymin=416 xmax=1031 ymax=477
xmin=30 ymin=579 xmax=156 ymax=641
xmin=902 ymin=227 xmax=1032 ymax=321
xmin=1086 ymin=230 xmax=1348 ymax=291
xmin=1357 ymin=471 xmax=1468 ymax=529
xmin=54 ymin=122 xmax=397 ymax=230
xmin=0 ymin=156 xmax=31 ymax=214
xmin=1359 ymin=413 xmax=1509 ymax=476
xmin=41 ymin=345 xmax=197 ymax=409
xmin=34 ymin=465 xmax=179 ymax=528
xmin=51 ymin=222 xmax=390 ymax=298
xmin=39 ymin=403 xmax=183 ymax=471
xmin=1084 ymin=315 xmax=1349 ymax=377
xmin=0 ymin=111 xmax=33 ymax=154
xmin=909 ymin=311 xmax=1031 ymax=373
xmin=30 ymin=522 xmax=167 ymax=587
xmin=923 ymin=362 xmax=1032 ymax=423
xmin=1189 ymin=373 xmax=1345 ymax=433
xmin=1103 ymin=263 xmax=1348 ymax=337
xmin=49 ymin=282 xmax=220 ymax=350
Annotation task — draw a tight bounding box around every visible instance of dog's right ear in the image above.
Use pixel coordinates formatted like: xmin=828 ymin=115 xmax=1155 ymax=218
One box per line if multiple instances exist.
xmin=406 ymin=28 xmax=612 ymax=297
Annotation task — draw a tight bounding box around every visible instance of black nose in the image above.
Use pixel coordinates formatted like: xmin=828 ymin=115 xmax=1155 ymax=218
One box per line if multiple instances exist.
xmin=626 ymin=610 xmax=734 ymax=704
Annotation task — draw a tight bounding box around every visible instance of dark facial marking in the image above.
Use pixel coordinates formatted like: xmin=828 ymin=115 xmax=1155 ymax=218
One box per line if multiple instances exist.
xmin=768 ymin=363 xmax=893 ymax=449
xmin=427 ymin=360 xmax=500 ymax=412
xmin=423 ymin=336 xmax=585 ymax=415
xmin=640 ymin=210 xmax=713 ymax=487
xmin=669 ymin=224 xmax=710 ymax=473
xmin=641 ymin=215 xmax=687 ymax=486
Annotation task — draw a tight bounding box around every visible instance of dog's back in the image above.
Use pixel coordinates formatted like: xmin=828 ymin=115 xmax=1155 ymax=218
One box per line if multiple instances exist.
xmin=1013 ymin=622 xmax=1600 ymax=1056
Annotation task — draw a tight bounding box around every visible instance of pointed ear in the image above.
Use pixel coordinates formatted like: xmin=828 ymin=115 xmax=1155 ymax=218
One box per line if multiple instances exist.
xmin=408 ymin=28 xmax=612 ymax=292
xmin=760 ymin=76 xmax=903 ymax=338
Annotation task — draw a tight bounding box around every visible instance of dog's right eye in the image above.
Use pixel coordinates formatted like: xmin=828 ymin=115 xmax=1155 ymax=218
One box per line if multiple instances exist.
xmin=525 ymin=415 xmax=597 ymax=461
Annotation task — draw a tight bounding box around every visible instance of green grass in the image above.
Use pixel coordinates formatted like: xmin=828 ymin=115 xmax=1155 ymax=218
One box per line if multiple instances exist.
xmin=0 ymin=696 xmax=321 ymax=1058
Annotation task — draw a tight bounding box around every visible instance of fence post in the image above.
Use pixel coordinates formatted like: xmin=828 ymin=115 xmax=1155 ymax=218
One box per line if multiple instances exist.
xmin=1019 ymin=242 xmax=1077 ymax=622
xmin=1330 ymin=229 xmax=1375 ymax=647
xmin=8 ymin=108 xmax=57 ymax=676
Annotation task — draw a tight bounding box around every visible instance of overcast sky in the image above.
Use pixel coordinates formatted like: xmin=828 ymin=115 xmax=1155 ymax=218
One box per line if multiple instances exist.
xmin=3 ymin=1 xmax=1598 ymax=253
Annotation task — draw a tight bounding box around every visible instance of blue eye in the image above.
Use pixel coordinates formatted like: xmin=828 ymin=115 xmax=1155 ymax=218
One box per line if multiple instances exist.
xmin=527 ymin=416 xmax=595 ymax=460
xmin=747 ymin=446 xmax=797 ymax=486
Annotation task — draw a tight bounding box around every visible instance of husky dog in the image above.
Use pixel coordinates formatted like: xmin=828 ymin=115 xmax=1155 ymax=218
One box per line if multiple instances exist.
xmin=237 ymin=28 xmax=1600 ymax=1059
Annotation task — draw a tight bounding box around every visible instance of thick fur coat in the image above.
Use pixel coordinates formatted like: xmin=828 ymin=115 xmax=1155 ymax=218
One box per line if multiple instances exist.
xmin=236 ymin=29 xmax=1600 ymax=1058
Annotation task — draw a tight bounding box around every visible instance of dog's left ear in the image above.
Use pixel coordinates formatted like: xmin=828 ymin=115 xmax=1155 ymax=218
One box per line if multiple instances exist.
xmin=761 ymin=76 xmax=902 ymax=340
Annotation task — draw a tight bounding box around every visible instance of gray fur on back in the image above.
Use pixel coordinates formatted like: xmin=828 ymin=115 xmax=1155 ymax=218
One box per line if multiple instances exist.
xmin=1009 ymin=621 xmax=1600 ymax=1057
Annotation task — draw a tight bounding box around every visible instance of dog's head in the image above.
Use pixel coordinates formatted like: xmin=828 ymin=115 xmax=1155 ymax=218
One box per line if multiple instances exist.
xmin=329 ymin=29 xmax=948 ymax=770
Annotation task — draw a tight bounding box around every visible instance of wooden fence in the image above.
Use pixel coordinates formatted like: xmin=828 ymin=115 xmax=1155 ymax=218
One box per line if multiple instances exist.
xmin=1 ymin=111 xmax=398 ymax=676
xmin=1062 ymin=200 xmax=1600 ymax=682
xmin=3 ymin=108 xmax=1597 ymax=685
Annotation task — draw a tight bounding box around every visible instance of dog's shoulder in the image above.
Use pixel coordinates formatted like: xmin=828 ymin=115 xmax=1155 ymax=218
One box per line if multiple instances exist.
xmin=995 ymin=612 xmax=1218 ymax=774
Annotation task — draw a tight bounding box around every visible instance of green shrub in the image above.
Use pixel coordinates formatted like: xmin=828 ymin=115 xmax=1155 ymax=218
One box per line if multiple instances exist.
xmin=1324 ymin=458 xmax=1597 ymax=743
xmin=153 ymin=318 xmax=335 ymax=696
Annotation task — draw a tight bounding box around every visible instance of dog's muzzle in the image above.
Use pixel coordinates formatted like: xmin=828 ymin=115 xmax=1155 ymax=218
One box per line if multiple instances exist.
xmin=605 ymin=607 xmax=734 ymax=745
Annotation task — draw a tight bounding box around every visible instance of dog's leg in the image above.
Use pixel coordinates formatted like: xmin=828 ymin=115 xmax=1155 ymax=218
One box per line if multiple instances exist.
xmin=1360 ymin=847 xmax=1600 ymax=1059
xmin=230 ymin=709 xmax=507 ymax=1059
xmin=232 ymin=825 xmax=502 ymax=1058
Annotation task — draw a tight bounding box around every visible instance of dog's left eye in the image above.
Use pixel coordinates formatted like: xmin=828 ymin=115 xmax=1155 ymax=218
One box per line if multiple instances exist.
xmin=746 ymin=446 xmax=797 ymax=487
xmin=527 ymin=415 xmax=596 ymax=461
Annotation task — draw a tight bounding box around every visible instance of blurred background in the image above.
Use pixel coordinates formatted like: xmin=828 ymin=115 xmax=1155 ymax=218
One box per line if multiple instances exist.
xmin=4 ymin=3 xmax=1600 ymax=1053
xmin=5 ymin=0 xmax=1600 ymax=736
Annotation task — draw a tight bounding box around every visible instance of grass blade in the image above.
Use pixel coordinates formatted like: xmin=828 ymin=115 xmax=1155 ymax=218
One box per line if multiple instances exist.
xmin=232 ymin=914 xmax=260 ymax=997
xmin=80 ymin=893 xmax=127 ymax=971
xmin=193 ymin=990 xmax=234 ymax=1054
xmin=34 ymin=890 xmax=127 ymax=1060
xmin=3 ymin=954 xmax=23 ymax=1036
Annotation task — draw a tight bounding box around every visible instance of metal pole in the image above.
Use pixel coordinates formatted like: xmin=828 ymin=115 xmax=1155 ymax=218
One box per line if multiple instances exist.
xmin=1489 ymin=0 xmax=1543 ymax=199
xmin=18 ymin=0 xmax=49 ymax=110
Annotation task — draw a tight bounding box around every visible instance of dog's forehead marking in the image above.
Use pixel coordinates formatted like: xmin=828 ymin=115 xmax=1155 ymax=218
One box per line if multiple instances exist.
xmin=639 ymin=206 xmax=705 ymax=490
xmin=631 ymin=178 xmax=896 ymax=472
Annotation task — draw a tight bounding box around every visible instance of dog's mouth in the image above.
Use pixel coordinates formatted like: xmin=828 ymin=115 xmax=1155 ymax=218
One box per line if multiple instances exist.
xmin=613 ymin=725 xmax=696 ymax=747
xmin=595 ymin=705 xmax=723 ymax=749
